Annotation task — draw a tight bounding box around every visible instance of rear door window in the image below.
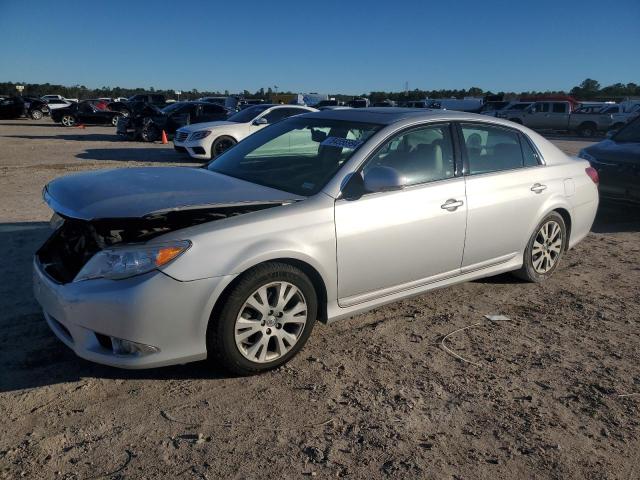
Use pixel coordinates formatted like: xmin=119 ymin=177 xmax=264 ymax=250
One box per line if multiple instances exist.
xmin=552 ymin=102 xmax=568 ymax=113
xmin=460 ymin=123 xmax=528 ymax=174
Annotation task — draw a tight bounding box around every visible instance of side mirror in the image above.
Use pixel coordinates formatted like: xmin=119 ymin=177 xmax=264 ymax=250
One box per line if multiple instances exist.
xmin=363 ymin=166 xmax=405 ymax=193
xmin=606 ymin=129 xmax=618 ymax=139
xmin=253 ymin=117 xmax=268 ymax=126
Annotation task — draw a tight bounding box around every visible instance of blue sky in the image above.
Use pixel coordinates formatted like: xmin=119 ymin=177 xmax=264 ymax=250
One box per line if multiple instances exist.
xmin=0 ymin=0 xmax=638 ymax=94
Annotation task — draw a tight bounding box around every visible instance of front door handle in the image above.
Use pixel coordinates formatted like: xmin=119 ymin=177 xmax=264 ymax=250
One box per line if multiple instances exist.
xmin=441 ymin=199 xmax=464 ymax=211
xmin=531 ymin=183 xmax=547 ymax=194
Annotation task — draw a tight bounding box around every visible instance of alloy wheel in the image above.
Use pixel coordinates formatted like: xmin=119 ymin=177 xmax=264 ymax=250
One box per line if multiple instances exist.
xmin=31 ymin=110 xmax=43 ymax=120
xmin=61 ymin=115 xmax=75 ymax=127
xmin=532 ymin=220 xmax=562 ymax=274
xmin=214 ymin=138 xmax=234 ymax=156
xmin=234 ymin=281 xmax=308 ymax=363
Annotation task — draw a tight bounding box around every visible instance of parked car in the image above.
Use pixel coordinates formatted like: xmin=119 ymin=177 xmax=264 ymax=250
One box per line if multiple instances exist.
xmin=173 ymin=104 xmax=315 ymax=159
xmin=117 ymin=101 xmax=231 ymax=142
xmin=579 ymin=116 xmax=640 ymax=203
xmin=0 ymin=96 xmax=26 ymax=118
xmin=597 ymin=103 xmax=640 ymax=130
xmin=42 ymin=94 xmax=76 ymax=103
xmin=427 ymin=98 xmax=484 ymax=112
xmin=51 ymin=100 xmax=123 ymax=127
xmin=107 ymin=94 xmax=167 ymax=117
xmin=478 ymin=101 xmax=511 ymax=116
xmin=495 ymin=101 xmax=533 ymax=118
xmin=505 ymin=100 xmax=614 ymax=137
xmin=44 ymin=98 xmax=73 ymax=113
xmin=198 ymin=96 xmax=239 ymax=111
xmin=34 ymin=109 xmax=598 ymax=373
xmin=22 ymin=97 xmax=50 ymax=119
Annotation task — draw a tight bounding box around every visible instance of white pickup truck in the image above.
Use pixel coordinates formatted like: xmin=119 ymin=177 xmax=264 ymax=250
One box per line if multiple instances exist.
xmin=504 ymin=100 xmax=615 ymax=137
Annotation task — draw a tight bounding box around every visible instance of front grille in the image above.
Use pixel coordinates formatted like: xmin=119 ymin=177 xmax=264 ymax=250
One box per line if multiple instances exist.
xmin=174 ymin=131 xmax=189 ymax=142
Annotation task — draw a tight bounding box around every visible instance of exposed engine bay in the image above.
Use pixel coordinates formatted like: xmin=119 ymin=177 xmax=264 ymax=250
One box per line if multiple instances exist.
xmin=36 ymin=204 xmax=279 ymax=284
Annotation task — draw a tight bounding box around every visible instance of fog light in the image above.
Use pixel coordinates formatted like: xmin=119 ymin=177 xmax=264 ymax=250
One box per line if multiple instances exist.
xmin=111 ymin=337 xmax=160 ymax=356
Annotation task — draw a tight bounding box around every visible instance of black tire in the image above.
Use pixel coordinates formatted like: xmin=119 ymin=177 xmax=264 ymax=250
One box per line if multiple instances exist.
xmin=513 ymin=211 xmax=567 ymax=283
xmin=207 ymin=262 xmax=318 ymax=375
xmin=61 ymin=114 xmax=76 ymax=127
xmin=30 ymin=109 xmax=44 ymax=120
xmin=509 ymin=118 xmax=522 ymax=125
xmin=578 ymin=123 xmax=596 ymax=138
xmin=211 ymin=136 xmax=237 ymax=158
xmin=140 ymin=124 xmax=160 ymax=142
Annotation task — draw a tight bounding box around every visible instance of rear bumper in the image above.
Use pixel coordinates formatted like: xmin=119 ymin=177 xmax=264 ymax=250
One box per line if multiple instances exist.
xmin=33 ymin=258 xmax=227 ymax=369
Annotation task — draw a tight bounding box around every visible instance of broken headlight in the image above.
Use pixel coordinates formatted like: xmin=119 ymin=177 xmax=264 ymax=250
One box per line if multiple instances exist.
xmin=74 ymin=240 xmax=191 ymax=282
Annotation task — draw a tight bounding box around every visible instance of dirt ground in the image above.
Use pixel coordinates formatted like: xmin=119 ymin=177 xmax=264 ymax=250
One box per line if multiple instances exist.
xmin=0 ymin=119 xmax=639 ymax=479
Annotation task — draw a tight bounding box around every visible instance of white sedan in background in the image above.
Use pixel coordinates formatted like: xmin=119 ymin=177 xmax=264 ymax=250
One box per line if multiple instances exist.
xmin=173 ymin=104 xmax=316 ymax=160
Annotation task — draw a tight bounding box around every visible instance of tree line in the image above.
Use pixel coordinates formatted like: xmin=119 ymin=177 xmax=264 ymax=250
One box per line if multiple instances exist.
xmin=1 ymin=79 xmax=638 ymax=102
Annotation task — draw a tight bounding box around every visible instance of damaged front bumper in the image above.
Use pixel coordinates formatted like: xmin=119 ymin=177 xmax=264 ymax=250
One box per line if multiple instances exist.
xmin=33 ymin=258 xmax=229 ymax=369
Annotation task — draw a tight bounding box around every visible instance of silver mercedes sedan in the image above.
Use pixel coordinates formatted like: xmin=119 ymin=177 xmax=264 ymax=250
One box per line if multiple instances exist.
xmin=34 ymin=108 xmax=599 ymax=374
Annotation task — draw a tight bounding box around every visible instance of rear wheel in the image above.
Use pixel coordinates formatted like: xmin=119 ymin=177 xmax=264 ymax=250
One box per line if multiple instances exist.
xmin=207 ymin=262 xmax=317 ymax=375
xmin=30 ymin=109 xmax=44 ymax=120
xmin=513 ymin=212 xmax=567 ymax=283
xmin=111 ymin=115 xmax=121 ymax=127
xmin=211 ymin=136 xmax=237 ymax=158
xmin=578 ymin=122 xmax=597 ymax=138
xmin=61 ymin=115 xmax=76 ymax=127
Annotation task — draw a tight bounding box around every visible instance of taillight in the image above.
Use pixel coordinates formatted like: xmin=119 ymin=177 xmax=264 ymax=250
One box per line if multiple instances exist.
xmin=585 ymin=167 xmax=599 ymax=185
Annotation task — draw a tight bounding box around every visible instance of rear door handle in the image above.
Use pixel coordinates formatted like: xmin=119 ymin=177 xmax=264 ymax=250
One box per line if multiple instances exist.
xmin=531 ymin=183 xmax=547 ymax=194
xmin=441 ymin=199 xmax=464 ymax=211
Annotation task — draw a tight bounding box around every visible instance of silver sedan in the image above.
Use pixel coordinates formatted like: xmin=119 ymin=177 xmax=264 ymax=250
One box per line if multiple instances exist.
xmin=34 ymin=108 xmax=599 ymax=374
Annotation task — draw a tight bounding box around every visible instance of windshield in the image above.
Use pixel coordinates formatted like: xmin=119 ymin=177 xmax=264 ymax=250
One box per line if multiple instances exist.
xmin=613 ymin=117 xmax=640 ymax=143
xmin=208 ymin=117 xmax=382 ymax=195
xmin=227 ymin=105 xmax=272 ymax=123
xmin=161 ymin=102 xmax=187 ymax=114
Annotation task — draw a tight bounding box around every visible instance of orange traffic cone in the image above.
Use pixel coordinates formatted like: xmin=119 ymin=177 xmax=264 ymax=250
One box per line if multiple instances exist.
xmin=161 ymin=130 xmax=168 ymax=144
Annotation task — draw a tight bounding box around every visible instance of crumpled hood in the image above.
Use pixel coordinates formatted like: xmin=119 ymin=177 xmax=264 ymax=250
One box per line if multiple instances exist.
xmin=585 ymin=139 xmax=640 ymax=163
xmin=44 ymin=167 xmax=304 ymax=220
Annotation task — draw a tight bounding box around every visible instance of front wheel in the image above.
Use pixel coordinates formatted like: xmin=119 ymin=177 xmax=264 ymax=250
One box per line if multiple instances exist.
xmin=30 ymin=109 xmax=44 ymax=120
xmin=211 ymin=136 xmax=237 ymax=158
xmin=513 ymin=212 xmax=567 ymax=283
xmin=61 ymin=115 xmax=76 ymax=127
xmin=207 ymin=262 xmax=317 ymax=375
xmin=111 ymin=115 xmax=122 ymax=127
xmin=140 ymin=124 xmax=160 ymax=142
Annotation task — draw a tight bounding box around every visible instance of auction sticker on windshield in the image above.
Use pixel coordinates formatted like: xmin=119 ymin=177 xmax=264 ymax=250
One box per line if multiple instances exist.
xmin=321 ymin=137 xmax=363 ymax=149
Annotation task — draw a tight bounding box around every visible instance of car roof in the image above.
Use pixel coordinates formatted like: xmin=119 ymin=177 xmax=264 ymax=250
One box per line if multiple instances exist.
xmin=303 ymin=107 xmax=498 ymax=125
